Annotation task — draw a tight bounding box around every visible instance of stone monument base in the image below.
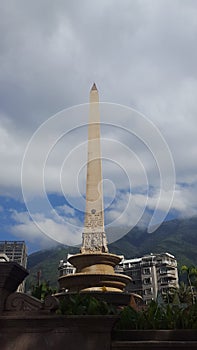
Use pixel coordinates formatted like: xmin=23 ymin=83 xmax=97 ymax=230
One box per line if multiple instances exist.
xmin=58 ymin=253 xmax=131 ymax=293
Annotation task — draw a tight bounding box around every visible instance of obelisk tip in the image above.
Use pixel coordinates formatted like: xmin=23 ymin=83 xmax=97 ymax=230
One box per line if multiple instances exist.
xmin=91 ymin=82 xmax=97 ymax=91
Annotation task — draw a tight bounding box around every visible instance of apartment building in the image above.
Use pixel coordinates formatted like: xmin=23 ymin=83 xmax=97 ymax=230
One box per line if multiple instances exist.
xmin=58 ymin=254 xmax=76 ymax=278
xmin=0 ymin=241 xmax=27 ymax=292
xmin=119 ymin=252 xmax=179 ymax=303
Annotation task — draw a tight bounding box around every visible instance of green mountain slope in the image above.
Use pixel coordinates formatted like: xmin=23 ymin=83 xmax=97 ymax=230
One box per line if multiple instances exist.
xmin=26 ymin=217 xmax=197 ymax=289
xmin=112 ymin=217 xmax=197 ymax=266
xmin=26 ymin=246 xmax=79 ymax=289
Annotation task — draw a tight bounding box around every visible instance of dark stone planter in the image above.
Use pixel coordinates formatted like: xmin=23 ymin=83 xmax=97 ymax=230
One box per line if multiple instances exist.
xmin=0 ymin=314 xmax=118 ymax=350
xmin=56 ymin=291 xmax=132 ymax=306
xmin=113 ymin=329 xmax=197 ymax=341
xmin=112 ymin=330 xmax=197 ymax=349
xmin=0 ymin=262 xmax=28 ymax=311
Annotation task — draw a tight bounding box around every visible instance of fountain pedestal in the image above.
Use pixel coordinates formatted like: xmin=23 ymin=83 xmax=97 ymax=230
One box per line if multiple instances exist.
xmin=58 ymin=253 xmax=131 ymax=293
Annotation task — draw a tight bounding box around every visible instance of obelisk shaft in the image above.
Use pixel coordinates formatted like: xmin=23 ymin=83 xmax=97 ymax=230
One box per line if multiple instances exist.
xmin=81 ymin=83 xmax=108 ymax=253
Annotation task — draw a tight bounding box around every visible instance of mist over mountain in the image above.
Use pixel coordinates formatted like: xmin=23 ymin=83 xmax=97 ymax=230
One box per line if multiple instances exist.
xmin=27 ymin=217 xmax=197 ymax=288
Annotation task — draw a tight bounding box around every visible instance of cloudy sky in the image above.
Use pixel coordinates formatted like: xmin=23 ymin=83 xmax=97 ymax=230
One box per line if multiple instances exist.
xmin=0 ymin=0 xmax=197 ymax=253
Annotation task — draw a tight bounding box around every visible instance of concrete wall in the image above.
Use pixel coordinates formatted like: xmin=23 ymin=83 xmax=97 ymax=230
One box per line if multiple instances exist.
xmin=0 ymin=314 xmax=116 ymax=350
xmin=1 ymin=261 xmax=196 ymax=350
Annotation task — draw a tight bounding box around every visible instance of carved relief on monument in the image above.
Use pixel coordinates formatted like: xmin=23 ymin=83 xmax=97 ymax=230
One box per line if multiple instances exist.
xmin=84 ymin=210 xmax=104 ymax=232
xmin=81 ymin=232 xmax=108 ymax=253
xmin=5 ymin=292 xmax=59 ymax=313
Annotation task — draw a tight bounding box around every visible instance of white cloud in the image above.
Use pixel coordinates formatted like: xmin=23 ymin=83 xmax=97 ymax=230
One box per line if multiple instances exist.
xmin=10 ymin=209 xmax=83 ymax=247
xmin=0 ymin=1 xmax=197 ymax=248
xmin=105 ymin=183 xmax=197 ymax=239
xmin=56 ymin=204 xmax=76 ymax=217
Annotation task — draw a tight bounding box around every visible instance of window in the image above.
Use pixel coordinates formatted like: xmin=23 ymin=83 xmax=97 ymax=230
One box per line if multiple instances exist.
xmin=144 ymin=288 xmax=153 ymax=295
xmin=143 ymin=268 xmax=151 ymax=275
xmin=160 ymin=277 xmax=169 ymax=284
xmin=132 ymin=270 xmax=139 ymax=277
xmin=144 ymin=277 xmax=152 ymax=285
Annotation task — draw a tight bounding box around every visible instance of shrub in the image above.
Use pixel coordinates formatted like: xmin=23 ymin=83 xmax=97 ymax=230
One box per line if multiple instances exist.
xmin=57 ymin=294 xmax=117 ymax=316
xmin=117 ymin=300 xmax=197 ymax=330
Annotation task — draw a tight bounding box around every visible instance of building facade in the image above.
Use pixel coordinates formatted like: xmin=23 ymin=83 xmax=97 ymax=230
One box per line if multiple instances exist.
xmin=58 ymin=254 xmax=76 ymax=278
xmin=119 ymin=252 xmax=179 ymax=303
xmin=59 ymin=251 xmax=179 ymax=302
xmin=0 ymin=241 xmax=27 ymax=292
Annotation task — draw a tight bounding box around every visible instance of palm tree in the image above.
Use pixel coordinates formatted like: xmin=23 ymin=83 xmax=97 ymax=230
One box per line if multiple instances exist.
xmin=178 ymin=281 xmax=194 ymax=304
xmin=181 ymin=265 xmax=197 ymax=304
xmin=161 ymin=283 xmax=193 ymax=305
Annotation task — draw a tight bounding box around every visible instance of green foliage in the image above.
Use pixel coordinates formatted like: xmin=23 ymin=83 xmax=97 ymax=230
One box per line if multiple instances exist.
xmin=162 ymin=284 xmax=193 ymax=305
xmin=57 ymin=294 xmax=117 ymax=316
xmin=181 ymin=265 xmax=197 ymax=285
xmin=117 ymin=304 xmax=140 ymax=330
xmin=117 ymin=299 xmax=197 ymax=330
xmin=181 ymin=265 xmax=197 ymax=304
xmin=31 ymin=281 xmax=56 ymax=300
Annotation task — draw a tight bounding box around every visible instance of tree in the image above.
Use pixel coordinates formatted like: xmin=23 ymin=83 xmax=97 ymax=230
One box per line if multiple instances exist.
xmin=31 ymin=280 xmax=56 ymax=300
xmin=181 ymin=265 xmax=197 ymax=304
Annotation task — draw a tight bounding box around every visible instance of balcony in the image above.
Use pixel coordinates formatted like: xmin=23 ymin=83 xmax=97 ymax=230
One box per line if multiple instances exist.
xmin=159 ymin=279 xmax=177 ymax=287
xmin=159 ymin=271 xmax=177 ymax=278
xmin=157 ymin=260 xmax=177 ymax=267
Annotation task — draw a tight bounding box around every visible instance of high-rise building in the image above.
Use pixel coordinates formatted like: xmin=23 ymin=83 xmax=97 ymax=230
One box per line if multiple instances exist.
xmin=0 ymin=241 xmax=27 ymax=292
xmin=118 ymin=252 xmax=179 ymax=303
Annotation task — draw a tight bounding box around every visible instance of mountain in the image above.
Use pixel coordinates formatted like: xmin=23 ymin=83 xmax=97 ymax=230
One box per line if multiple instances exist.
xmin=26 ymin=245 xmax=79 ymax=289
xmin=26 ymin=217 xmax=197 ymax=289
xmin=110 ymin=217 xmax=197 ymax=265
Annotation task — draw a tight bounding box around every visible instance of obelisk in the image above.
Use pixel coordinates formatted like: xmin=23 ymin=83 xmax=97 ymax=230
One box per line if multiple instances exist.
xmin=58 ymin=84 xmax=131 ymax=293
xmin=81 ymin=83 xmax=108 ymax=254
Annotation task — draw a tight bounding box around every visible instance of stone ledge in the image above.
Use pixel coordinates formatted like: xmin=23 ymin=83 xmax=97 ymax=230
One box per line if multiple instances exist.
xmin=112 ymin=329 xmax=197 ymax=341
xmin=112 ymin=340 xmax=197 ymax=349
